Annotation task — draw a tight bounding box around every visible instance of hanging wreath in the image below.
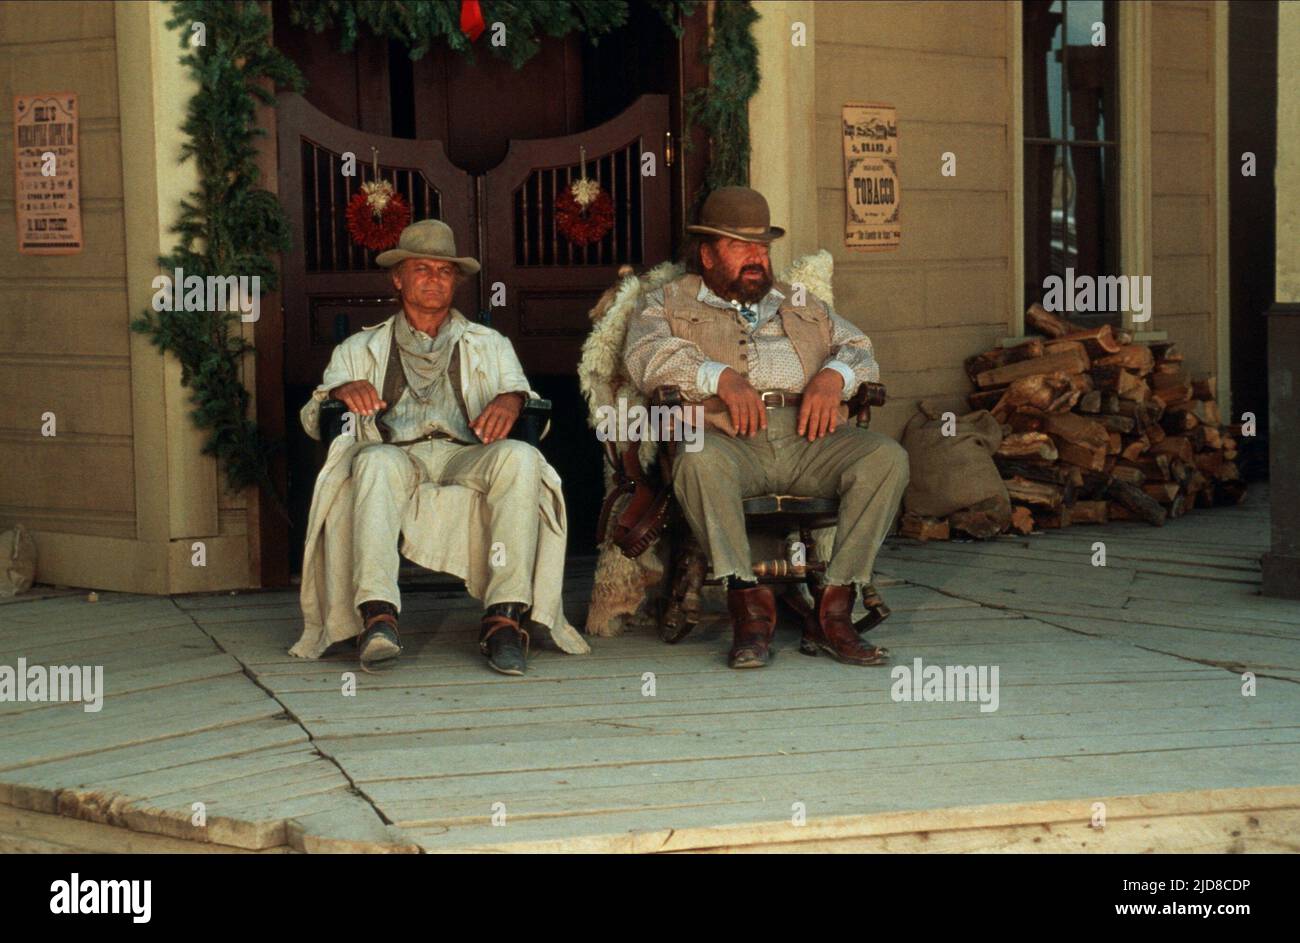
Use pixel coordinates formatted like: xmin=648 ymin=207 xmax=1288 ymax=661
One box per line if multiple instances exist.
xmin=556 ymin=175 xmax=615 ymax=246
xmin=346 ymin=178 xmax=411 ymax=251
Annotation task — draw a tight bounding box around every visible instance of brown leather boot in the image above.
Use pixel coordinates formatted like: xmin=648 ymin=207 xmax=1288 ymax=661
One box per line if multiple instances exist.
xmin=808 ymin=584 xmax=889 ymax=666
xmin=727 ymin=584 xmax=777 ymax=669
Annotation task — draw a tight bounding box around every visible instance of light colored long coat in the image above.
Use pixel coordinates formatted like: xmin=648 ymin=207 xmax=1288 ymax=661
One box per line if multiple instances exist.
xmin=290 ymin=311 xmax=590 ymax=659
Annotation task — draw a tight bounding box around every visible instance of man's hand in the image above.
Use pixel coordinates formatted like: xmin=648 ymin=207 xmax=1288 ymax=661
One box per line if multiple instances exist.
xmin=798 ymin=368 xmax=846 ymax=442
xmin=329 ymin=380 xmax=386 ymax=417
xmin=472 ymin=391 xmax=526 ymax=444
xmin=716 ymin=368 xmax=767 ymax=437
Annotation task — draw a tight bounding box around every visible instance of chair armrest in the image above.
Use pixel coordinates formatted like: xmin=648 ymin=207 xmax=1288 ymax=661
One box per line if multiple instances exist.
xmin=650 ymin=385 xmax=683 ymax=408
xmin=320 ymin=398 xmax=347 ymax=446
xmin=511 ymin=397 xmax=552 ymax=445
xmin=848 ymin=382 xmax=887 ymax=426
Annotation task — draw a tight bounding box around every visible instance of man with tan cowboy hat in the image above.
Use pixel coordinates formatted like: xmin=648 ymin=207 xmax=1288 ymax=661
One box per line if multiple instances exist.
xmin=624 ymin=186 xmax=909 ymax=669
xmin=292 ymin=219 xmax=589 ymax=674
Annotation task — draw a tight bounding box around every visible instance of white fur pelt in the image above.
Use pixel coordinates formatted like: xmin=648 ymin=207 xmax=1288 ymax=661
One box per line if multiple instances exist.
xmin=579 ymin=251 xmax=837 ymax=636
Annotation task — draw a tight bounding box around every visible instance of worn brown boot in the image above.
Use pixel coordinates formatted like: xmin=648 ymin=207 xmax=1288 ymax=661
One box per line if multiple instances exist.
xmin=808 ymin=584 xmax=889 ymax=666
xmin=357 ymin=600 xmax=402 ymax=670
xmin=726 ymin=584 xmax=777 ymax=669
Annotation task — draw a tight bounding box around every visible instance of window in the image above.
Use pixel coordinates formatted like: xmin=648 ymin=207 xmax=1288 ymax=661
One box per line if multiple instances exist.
xmin=1023 ymin=0 xmax=1120 ymax=323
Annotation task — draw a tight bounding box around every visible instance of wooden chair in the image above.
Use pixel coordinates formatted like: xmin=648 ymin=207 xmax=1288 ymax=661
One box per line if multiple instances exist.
xmin=632 ymin=382 xmax=893 ymax=647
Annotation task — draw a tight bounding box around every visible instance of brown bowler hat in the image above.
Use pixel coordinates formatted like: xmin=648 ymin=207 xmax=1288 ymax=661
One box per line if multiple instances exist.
xmin=686 ymin=186 xmax=786 ymax=243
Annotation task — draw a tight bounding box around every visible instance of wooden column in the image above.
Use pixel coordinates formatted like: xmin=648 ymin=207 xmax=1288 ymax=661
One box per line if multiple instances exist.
xmin=1262 ymin=2 xmax=1300 ymax=599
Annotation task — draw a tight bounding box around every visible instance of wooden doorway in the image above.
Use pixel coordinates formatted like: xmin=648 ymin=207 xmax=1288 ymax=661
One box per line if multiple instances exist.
xmin=271 ymin=7 xmax=707 ymax=578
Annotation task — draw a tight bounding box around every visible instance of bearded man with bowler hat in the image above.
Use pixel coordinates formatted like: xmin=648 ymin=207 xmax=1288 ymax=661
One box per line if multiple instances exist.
xmin=623 ymin=187 xmax=909 ymax=669
xmin=292 ymin=219 xmax=589 ymax=674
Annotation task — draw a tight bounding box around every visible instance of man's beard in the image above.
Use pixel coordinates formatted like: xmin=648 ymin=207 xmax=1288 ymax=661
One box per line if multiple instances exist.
xmin=706 ymin=262 xmax=773 ymax=305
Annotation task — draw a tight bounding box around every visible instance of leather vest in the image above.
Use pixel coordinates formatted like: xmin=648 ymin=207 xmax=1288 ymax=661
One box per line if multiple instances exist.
xmin=659 ymin=274 xmax=833 ymax=386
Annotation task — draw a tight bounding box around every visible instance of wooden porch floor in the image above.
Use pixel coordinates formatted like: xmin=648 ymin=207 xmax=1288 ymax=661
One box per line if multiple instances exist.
xmin=2 ymin=487 xmax=1297 ymax=852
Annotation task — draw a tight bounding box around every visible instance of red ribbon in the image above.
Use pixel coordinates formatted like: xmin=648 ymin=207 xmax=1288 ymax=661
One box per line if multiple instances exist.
xmin=460 ymin=0 xmax=486 ymax=42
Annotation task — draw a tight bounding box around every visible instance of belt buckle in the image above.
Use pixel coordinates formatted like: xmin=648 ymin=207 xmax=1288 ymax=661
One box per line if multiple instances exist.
xmin=761 ymin=391 xmax=785 ymax=409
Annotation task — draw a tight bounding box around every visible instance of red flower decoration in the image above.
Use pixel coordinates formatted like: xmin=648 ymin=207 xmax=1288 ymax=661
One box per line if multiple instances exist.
xmin=346 ymin=185 xmax=411 ymax=251
xmin=555 ymin=185 xmax=615 ymax=246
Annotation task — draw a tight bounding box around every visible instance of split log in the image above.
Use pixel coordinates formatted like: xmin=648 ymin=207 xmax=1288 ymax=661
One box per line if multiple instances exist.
xmin=1007 ymin=409 xmax=1047 ymax=433
xmin=1009 ymin=505 xmax=1035 ymax=535
xmin=964 ymin=339 xmax=1044 ymax=384
xmin=1149 ymin=435 xmax=1194 ymax=464
xmin=1090 ymin=365 xmax=1148 ymax=401
xmin=1108 ymin=464 xmax=1146 ymax=486
xmin=900 ymin=512 xmax=950 ymax=542
xmin=1161 ymin=406 xmax=1201 ymax=433
xmin=950 ymin=508 xmax=1007 ymax=540
xmin=1120 ymin=437 xmax=1149 ymax=462
xmin=1192 ymin=376 xmax=1217 ymax=401
xmin=1123 ymin=454 xmax=1173 ymax=480
xmin=1043 ymin=339 xmax=1089 ymax=360
xmin=1093 ymin=344 xmax=1155 ymax=374
xmin=1190 ymin=425 xmax=1222 ymax=451
xmin=989 ymin=372 xmax=1080 ymax=420
xmin=1077 ymin=390 xmax=1103 ymax=413
xmin=993 ymin=457 xmax=1073 ymax=487
xmin=1070 ymin=500 xmax=1109 ymax=524
xmin=1004 ymin=476 xmax=1066 ymax=509
xmin=1194 ymin=451 xmax=1225 ymax=479
xmin=1105 ymin=478 xmax=1167 ymax=526
xmin=1143 ymin=482 xmax=1182 ymax=504
xmin=1056 ymin=324 xmax=1123 ymax=357
xmin=1107 ymin=431 xmax=1122 ymax=455
xmin=1025 ymin=303 xmax=1086 ymax=339
xmin=1108 ymin=502 xmax=1137 ymax=521
xmin=1152 ymin=382 xmax=1193 ymax=407
xmin=1042 ymin=411 xmax=1110 ymax=449
xmin=976 ymin=348 xmax=1090 ymax=389
xmin=1096 ymin=414 xmax=1136 ymax=434
xmin=1054 ymin=440 xmax=1108 ymax=472
xmin=1196 ymin=399 xmax=1221 ymax=426
xmin=996 ymin=432 xmax=1059 ymax=461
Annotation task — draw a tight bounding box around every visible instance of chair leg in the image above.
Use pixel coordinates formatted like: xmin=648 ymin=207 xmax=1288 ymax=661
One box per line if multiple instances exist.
xmin=659 ymin=526 xmax=704 ymax=644
xmin=854 ymin=582 xmax=892 ymax=634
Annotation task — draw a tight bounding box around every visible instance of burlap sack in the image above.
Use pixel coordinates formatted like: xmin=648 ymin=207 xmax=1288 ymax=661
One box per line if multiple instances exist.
xmin=0 ymin=523 xmax=37 ymax=598
xmin=901 ymin=401 xmax=1011 ymax=521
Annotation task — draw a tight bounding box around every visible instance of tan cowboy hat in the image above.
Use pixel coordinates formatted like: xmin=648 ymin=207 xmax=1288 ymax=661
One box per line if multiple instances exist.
xmin=686 ymin=186 xmax=785 ymax=243
xmin=375 ymin=219 xmax=481 ymax=274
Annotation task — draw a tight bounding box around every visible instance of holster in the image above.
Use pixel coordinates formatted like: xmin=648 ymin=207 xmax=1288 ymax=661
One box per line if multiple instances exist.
xmin=596 ymin=443 xmax=672 ymax=559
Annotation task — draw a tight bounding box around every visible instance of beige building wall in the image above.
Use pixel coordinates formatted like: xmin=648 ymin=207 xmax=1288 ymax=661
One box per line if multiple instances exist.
xmin=808 ymin=0 xmax=1015 ymax=439
xmin=751 ymin=0 xmax=1231 ymax=440
xmin=0 ymin=1 xmax=254 ymax=594
xmin=1150 ymin=0 xmax=1219 ymax=379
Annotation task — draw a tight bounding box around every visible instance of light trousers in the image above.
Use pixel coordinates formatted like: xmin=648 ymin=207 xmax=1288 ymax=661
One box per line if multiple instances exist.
xmin=670 ymin=406 xmax=909 ymax=589
xmin=349 ymin=438 xmax=543 ymax=612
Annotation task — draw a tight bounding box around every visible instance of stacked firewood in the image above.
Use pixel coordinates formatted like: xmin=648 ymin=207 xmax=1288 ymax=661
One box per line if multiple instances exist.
xmin=900 ymin=304 xmax=1246 ymax=540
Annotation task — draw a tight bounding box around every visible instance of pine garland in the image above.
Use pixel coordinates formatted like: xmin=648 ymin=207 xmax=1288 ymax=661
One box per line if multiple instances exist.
xmin=687 ymin=0 xmax=759 ymax=196
xmin=131 ymin=1 xmax=303 ymax=515
xmin=288 ymin=1 xmax=697 ymax=69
